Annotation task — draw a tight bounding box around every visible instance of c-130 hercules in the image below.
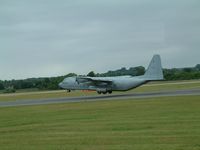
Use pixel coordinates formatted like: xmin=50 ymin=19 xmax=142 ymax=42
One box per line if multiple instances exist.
xmin=59 ymin=55 xmax=164 ymax=94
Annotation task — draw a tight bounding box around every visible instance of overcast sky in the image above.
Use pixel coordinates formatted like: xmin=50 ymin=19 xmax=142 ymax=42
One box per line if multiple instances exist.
xmin=0 ymin=0 xmax=199 ymax=80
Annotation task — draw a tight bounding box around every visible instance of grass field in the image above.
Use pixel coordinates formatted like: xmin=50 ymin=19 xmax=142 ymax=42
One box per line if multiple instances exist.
xmin=0 ymin=95 xmax=200 ymax=150
xmin=0 ymin=80 xmax=200 ymax=102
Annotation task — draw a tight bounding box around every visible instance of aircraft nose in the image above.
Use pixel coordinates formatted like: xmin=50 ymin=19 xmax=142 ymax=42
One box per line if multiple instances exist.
xmin=59 ymin=82 xmax=63 ymax=88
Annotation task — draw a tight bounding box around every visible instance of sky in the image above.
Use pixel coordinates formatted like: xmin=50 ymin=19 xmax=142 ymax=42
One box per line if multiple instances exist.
xmin=0 ymin=0 xmax=199 ymax=80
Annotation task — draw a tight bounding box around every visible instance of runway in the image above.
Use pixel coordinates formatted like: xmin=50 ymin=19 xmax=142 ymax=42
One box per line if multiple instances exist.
xmin=0 ymin=89 xmax=200 ymax=107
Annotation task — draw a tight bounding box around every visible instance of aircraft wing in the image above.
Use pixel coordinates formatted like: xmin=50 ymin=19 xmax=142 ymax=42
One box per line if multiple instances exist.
xmin=76 ymin=76 xmax=113 ymax=85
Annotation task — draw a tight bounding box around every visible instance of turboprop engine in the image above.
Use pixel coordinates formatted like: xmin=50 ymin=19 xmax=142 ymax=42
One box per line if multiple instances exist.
xmin=76 ymin=77 xmax=89 ymax=84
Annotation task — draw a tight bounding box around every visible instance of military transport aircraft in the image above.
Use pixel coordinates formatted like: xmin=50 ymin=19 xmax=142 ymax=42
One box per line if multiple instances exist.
xmin=59 ymin=55 xmax=164 ymax=94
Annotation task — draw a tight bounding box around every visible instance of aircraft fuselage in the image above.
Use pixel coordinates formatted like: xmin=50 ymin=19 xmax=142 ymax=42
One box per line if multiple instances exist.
xmin=59 ymin=55 xmax=164 ymax=94
xmin=59 ymin=76 xmax=147 ymax=93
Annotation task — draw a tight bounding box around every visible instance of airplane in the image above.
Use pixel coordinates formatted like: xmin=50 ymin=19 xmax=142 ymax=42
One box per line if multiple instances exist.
xmin=59 ymin=55 xmax=164 ymax=94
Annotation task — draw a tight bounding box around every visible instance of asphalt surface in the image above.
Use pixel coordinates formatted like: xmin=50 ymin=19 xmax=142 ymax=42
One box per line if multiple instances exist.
xmin=0 ymin=89 xmax=200 ymax=107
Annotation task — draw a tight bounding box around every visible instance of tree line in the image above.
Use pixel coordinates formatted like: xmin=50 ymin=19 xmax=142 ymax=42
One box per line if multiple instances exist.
xmin=0 ymin=64 xmax=199 ymax=93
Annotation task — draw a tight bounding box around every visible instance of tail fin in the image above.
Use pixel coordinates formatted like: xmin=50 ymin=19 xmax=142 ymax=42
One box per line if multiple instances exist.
xmin=142 ymin=55 xmax=164 ymax=81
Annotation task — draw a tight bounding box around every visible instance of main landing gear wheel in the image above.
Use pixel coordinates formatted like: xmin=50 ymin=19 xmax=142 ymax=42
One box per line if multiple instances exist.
xmin=67 ymin=90 xmax=71 ymax=93
xmin=108 ymin=91 xmax=112 ymax=94
xmin=97 ymin=91 xmax=113 ymax=94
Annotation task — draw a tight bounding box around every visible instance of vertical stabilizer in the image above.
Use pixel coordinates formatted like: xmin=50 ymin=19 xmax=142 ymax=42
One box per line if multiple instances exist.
xmin=143 ymin=55 xmax=164 ymax=80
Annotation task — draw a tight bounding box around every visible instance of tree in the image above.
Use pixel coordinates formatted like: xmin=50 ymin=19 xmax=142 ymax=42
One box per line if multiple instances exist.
xmin=195 ymin=64 xmax=200 ymax=71
xmin=87 ymin=71 xmax=95 ymax=77
xmin=0 ymin=83 xmax=4 ymax=90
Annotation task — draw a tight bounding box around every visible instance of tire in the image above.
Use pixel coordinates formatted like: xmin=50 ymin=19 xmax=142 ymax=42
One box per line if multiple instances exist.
xmin=108 ymin=91 xmax=112 ymax=94
xmin=102 ymin=91 xmax=107 ymax=94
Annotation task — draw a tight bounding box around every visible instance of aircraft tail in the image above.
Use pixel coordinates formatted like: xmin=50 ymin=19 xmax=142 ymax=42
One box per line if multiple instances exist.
xmin=142 ymin=55 xmax=164 ymax=81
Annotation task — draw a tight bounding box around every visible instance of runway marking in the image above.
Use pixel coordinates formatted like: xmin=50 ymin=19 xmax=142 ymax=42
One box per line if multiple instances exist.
xmin=0 ymin=89 xmax=200 ymax=108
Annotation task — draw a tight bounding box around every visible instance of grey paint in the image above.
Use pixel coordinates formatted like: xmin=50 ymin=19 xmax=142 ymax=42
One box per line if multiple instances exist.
xmin=59 ymin=55 xmax=164 ymax=93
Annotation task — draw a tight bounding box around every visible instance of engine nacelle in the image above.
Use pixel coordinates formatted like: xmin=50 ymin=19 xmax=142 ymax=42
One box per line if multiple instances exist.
xmin=76 ymin=77 xmax=89 ymax=84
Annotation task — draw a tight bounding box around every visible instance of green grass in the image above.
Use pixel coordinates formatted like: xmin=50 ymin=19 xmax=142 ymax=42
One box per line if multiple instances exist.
xmin=0 ymin=91 xmax=93 ymax=102
xmin=0 ymin=80 xmax=200 ymax=102
xmin=0 ymin=95 xmax=200 ymax=150
xmin=131 ymin=81 xmax=200 ymax=93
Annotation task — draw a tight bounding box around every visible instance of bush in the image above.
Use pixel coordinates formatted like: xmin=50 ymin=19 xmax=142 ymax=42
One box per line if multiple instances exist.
xmin=3 ymin=88 xmax=16 ymax=93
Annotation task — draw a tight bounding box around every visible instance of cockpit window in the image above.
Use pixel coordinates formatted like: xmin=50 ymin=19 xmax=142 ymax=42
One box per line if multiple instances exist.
xmin=64 ymin=78 xmax=69 ymax=82
xmin=64 ymin=77 xmax=75 ymax=82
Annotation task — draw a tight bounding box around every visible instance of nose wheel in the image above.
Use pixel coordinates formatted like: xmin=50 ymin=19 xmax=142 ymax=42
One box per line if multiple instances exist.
xmin=67 ymin=90 xmax=71 ymax=93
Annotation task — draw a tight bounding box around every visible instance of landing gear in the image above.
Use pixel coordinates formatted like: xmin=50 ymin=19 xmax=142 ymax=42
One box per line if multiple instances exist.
xmin=67 ymin=89 xmax=71 ymax=93
xmin=102 ymin=91 xmax=107 ymax=94
xmin=108 ymin=91 xmax=112 ymax=94
xmin=97 ymin=90 xmax=112 ymax=94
